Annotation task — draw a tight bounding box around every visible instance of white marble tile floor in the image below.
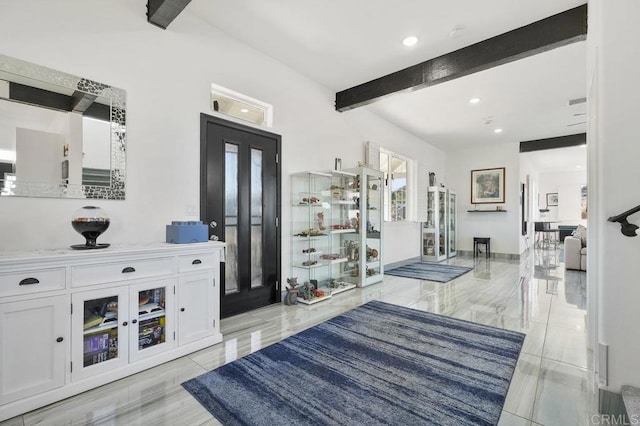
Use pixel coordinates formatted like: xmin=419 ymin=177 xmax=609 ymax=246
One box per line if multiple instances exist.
xmin=1 ymin=246 xmax=594 ymax=426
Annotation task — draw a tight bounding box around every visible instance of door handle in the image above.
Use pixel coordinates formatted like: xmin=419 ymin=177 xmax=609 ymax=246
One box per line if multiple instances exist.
xmin=209 ymin=235 xmax=219 ymax=241
xmin=192 ymin=259 xmax=202 ymax=265
xmin=210 ymin=221 xmax=218 ymax=229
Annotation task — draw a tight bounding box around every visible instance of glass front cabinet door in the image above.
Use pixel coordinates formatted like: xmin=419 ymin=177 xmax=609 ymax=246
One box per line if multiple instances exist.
xmin=422 ymin=188 xmax=437 ymax=261
xmin=448 ymin=190 xmax=457 ymax=257
xmin=362 ymin=168 xmax=383 ymax=286
xmin=437 ymin=186 xmax=447 ymax=260
xmin=72 ymin=279 xmax=175 ymax=379
xmin=129 ymin=279 xmax=175 ymax=362
xmin=72 ymin=286 xmax=129 ymax=380
xmin=327 ymin=170 xmax=359 ymax=294
xmin=422 ymin=186 xmax=448 ymax=262
xmin=345 ymin=166 xmax=384 ymax=287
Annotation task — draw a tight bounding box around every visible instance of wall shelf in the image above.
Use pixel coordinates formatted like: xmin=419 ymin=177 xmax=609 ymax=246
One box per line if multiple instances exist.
xmin=467 ymin=210 xmax=508 ymax=213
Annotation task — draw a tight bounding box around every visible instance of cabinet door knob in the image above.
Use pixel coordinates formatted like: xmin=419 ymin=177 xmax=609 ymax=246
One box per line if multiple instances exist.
xmin=19 ymin=277 xmax=40 ymax=286
xmin=180 ymin=307 xmax=185 ymax=312
xmin=192 ymin=259 xmax=202 ymax=265
xmin=122 ymin=267 xmax=136 ymax=273
xmin=122 ymin=321 xmax=128 ymax=326
xmin=56 ymin=337 xmax=64 ymax=343
xmin=132 ymin=319 xmax=138 ymax=324
xmin=210 ymin=221 xmax=217 ymax=229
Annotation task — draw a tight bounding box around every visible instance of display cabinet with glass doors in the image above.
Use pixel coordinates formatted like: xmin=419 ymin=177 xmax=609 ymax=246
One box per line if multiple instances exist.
xmin=290 ymin=171 xmax=363 ymax=303
xmin=343 ymin=166 xmax=384 ymax=287
xmin=290 ymin=172 xmax=333 ymax=304
xmin=422 ymin=186 xmax=448 ymax=262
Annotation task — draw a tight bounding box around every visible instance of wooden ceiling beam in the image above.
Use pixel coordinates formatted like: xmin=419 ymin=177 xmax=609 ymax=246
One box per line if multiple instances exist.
xmin=147 ymin=0 xmax=192 ymax=29
xmin=519 ymin=133 xmax=586 ymax=153
xmin=335 ymin=4 xmax=587 ymax=112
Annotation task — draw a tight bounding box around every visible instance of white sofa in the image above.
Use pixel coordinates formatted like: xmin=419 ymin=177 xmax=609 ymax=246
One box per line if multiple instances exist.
xmin=565 ymin=235 xmax=587 ymax=271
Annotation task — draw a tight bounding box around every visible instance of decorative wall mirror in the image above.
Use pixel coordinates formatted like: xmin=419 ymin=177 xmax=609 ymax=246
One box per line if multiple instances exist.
xmin=0 ymin=54 xmax=126 ymax=199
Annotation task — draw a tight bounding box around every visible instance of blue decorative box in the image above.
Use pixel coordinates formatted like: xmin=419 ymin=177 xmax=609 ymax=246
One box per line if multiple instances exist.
xmin=166 ymin=221 xmax=208 ymax=244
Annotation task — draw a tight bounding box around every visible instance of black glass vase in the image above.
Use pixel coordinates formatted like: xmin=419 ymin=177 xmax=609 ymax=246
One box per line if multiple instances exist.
xmin=71 ymin=206 xmax=110 ymax=249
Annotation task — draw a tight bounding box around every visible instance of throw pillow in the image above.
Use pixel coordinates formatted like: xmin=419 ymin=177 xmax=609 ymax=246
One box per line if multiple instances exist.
xmin=572 ymin=224 xmax=587 ymax=247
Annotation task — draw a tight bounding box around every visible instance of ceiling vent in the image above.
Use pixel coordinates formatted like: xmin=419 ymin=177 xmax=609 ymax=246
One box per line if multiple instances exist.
xmin=568 ymin=97 xmax=587 ymax=106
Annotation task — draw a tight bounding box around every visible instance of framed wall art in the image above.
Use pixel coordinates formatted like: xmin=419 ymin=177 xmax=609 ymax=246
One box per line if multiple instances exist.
xmin=471 ymin=167 xmax=505 ymax=204
xmin=546 ymin=192 xmax=558 ymax=207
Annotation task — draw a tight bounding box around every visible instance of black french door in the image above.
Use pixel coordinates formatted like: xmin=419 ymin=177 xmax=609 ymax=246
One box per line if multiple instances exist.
xmin=200 ymin=114 xmax=281 ymax=318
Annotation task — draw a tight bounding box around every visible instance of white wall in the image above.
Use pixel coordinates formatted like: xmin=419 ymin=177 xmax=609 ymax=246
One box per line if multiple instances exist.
xmin=537 ymin=170 xmax=586 ymax=224
xmin=446 ymin=142 xmax=521 ymax=256
xmin=589 ymin=0 xmax=640 ymax=392
xmin=0 ymin=1 xmax=445 ymax=273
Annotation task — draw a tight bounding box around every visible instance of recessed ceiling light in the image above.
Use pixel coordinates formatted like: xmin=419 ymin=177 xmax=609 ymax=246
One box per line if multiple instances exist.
xmin=240 ymin=108 xmax=249 ymax=113
xmin=402 ymin=36 xmax=418 ymax=47
xmin=469 ymin=97 xmax=481 ymax=104
xmin=494 ymin=128 xmax=503 ymax=134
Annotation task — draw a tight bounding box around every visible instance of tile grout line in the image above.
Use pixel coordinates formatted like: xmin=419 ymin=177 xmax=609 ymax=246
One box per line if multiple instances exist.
xmin=528 ymin=278 xmax=555 ymax=424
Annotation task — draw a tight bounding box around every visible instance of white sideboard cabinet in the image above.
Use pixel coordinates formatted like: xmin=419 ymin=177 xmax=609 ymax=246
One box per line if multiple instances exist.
xmin=0 ymin=242 xmax=224 ymax=421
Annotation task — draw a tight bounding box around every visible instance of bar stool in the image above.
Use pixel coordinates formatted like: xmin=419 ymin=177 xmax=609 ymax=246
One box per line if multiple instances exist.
xmin=473 ymin=237 xmax=491 ymax=259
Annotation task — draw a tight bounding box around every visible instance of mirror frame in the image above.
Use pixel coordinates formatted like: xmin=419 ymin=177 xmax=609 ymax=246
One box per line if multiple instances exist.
xmin=0 ymin=54 xmax=126 ymax=200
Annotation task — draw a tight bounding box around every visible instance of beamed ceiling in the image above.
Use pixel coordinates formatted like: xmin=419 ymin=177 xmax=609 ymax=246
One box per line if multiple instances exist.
xmin=152 ymin=1 xmax=588 ymax=167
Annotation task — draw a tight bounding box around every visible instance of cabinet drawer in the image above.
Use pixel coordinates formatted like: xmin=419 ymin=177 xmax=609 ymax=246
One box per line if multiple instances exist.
xmin=0 ymin=268 xmax=66 ymax=297
xmin=71 ymin=257 xmax=174 ymax=287
xmin=177 ymin=253 xmax=216 ymax=273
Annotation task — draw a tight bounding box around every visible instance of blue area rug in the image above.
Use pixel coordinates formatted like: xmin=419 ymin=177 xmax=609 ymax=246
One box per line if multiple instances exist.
xmin=182 ymin=300 xmax=524 ymax=426
xmin=385 ymin=262 xmax=473 ymax=282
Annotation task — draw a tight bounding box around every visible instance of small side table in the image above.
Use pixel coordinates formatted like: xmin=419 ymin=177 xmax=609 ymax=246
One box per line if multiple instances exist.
xmin=474 ymin=237 xmax=491 ymax=259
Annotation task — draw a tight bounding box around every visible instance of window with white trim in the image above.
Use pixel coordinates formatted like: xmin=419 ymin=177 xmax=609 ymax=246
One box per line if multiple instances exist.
xmin=210 ymin=83 xmax=273 ymax=128
xmin=380 ymin=149 xmax=415 ymax=222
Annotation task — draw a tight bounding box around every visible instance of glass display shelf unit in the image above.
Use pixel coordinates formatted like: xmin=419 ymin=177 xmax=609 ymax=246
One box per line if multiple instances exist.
xmin=422 ymin=186 xmax=457 ymax=261
xmin=422 ymin=186 xmax=448 ymax=262
xmin=290 ymin=170 xmax=360 ymax=304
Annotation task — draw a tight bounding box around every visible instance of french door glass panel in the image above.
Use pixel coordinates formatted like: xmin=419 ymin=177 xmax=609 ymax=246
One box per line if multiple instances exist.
xmin=251 ymin=148 xmax=263 ymax=289
xmin=225 ymin=143 xmax=239 ymax=295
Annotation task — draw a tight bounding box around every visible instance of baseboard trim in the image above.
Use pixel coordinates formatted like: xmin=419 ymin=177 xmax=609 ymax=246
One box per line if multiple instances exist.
xmin=384 ymin=256 xmax=421 ymax=270
xmin=456 ymin=250 xmax=521 ymax=260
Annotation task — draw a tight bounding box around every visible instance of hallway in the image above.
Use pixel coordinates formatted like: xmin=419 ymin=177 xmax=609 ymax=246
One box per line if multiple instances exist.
xmin=1 ymin=247 xmax=594 ymax=426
